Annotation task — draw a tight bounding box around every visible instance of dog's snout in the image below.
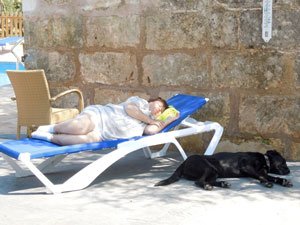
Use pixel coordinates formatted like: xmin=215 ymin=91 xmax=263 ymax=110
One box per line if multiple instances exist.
xmin=283 ymin=168 xmax=290 ymax=175
xmin=276 ymin=167 xmax=290 ymax=175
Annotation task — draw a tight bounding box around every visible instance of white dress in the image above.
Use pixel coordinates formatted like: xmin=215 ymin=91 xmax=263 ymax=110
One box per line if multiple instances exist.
xmin=81 ymin=96 xmax=151 ymax=140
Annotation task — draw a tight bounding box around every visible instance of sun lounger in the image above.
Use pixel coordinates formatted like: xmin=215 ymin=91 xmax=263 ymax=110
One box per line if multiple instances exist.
xmin=0 ymin=94 xmax=223 ymax=194
xmin=0 ymin=37 xmax=23 ymax=52
xmin=0 ymin=37 xmax=24 ymax=69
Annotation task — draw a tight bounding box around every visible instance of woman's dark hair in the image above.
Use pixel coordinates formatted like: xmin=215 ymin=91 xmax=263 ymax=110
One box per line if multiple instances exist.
xmin=148 ymin=97 xmax=168 ymax=111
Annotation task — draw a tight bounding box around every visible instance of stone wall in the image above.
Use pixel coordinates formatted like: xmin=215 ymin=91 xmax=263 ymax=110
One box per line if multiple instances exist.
xmin=22 ymin=0 xmax=300 ymax=160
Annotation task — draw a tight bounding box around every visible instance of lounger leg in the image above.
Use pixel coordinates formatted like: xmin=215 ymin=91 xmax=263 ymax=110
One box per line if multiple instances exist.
xmin=1 ymin=153 xmax=67 ymax=178
xmin=180 ymin=118 xmax=224 ymax=155
xmin=18 ymin=153 xmax=60 ymax=194
xmin=55 ymin=146 xmax=139 ymax=193
xmin=203 ymin=122 xmax=223 ymax=155
xmin=37 ymin=155 xmax=67 ymax=173
xmin=2 ymin=153 xmax=67 ymax=193
xmin=55 ymin=135 xmax=187 ymax=193
xmin=142 ymin=125 xmax=181 ymax=159
xmin=148 ymin=138 xmax=187 ymax=160
xmin=142 ymin=143 xmax=171 ymax=159
xmin=142 ymin=147 xmax=152 ymax=159
xmin=170 ymin=138 xmax=187 ymax=160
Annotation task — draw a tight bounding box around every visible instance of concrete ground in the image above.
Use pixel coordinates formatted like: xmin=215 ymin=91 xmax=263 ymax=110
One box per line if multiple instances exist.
xmin=1 ymin=84 xmax=300 ymax=225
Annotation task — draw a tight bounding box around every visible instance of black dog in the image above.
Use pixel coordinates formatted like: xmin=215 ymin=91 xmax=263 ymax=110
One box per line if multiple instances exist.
xmin=155 ymin=150 xmax=293 ymax=190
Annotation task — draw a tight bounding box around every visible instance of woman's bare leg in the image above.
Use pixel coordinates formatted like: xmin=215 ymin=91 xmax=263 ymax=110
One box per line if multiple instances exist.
xmin=32 ymin=114 xmax=97 ymax=143
xmin=54 ymin=113 xmax=95 ymax=135
xmin=51 ymin=131 xmax=102 ymax=145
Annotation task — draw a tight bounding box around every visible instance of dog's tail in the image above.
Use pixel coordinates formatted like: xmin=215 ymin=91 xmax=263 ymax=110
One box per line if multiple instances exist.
xmin=154 ymin=162 xmax=185 ymax=186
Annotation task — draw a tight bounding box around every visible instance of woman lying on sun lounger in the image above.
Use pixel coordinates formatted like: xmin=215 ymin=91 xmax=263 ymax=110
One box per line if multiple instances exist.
xmin=32 ymin=96 xmax=180 ymax=145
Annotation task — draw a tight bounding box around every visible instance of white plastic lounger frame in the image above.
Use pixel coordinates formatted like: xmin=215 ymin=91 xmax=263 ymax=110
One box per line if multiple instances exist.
xmin=0 ymin=37 xmax=24 ymax=70
xmin=0 ymin=117 xmax=223 ymax=194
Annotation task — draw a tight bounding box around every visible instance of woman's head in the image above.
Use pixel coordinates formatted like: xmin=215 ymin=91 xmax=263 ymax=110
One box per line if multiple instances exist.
xmin=148 ymin=97 xmax=168 ymax=117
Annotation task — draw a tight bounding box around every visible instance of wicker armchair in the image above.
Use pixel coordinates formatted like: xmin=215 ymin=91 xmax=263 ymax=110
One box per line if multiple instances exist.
xmin=7 ymin=70 xmax=84 ymax=139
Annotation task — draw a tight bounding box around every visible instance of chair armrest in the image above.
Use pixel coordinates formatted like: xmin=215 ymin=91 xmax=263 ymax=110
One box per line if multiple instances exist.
xmin=50 ymin=89 xmax=84 ymax=112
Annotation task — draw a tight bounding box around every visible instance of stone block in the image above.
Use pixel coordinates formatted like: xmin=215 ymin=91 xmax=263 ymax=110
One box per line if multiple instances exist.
xmin=209 ymin=10 xmax=239 ymax=49
xmin=216 ymin=0 xmax=260 ymax=7
xmin=158 ymin=0 xmax=211 ymax=12
xmin=240 ymin=10 xmax=262 ymax=48
xmin=266 ymin=137 xmax=286 ymax=157
xmin=78 ymin=0 xmax=121 ymax=11
xmin=142 ymin=53 xmax=209 ymax=88
xmin=79 ymin=52 xmax=138 ymax=86
xmin=24 ymin=49 xmax=47 ymax=70
xmin=179 ymin=134 xmax=206 ymax=154
xmin=24 ymin=49 xmax=76 ymax=82
xmin=50 ymin=87 xmax=82 ymax=108
xmin=85 ymin=15 xmax=140 ymax=48
xmin=94 ymin=89 xmax=149 ymax=105
xmin=215 ymin=140 xmax=269 ymax=154
xmin=294 ymin=53 xmax=300 ymax=88
xmin=145 ymin=12 xmax=208 ymax=50
xmin=275 ymin=0 xmax=295 ymax=7
xmin=211 ymin=51 xmax=284 ymax=89
xmin=241 ymin=10 xmax=300 ymax=49
xmin=214 ymin=137 xmax=285 ymax=156
xmin=291 ymin=143 xmax=300 ymax=161
xmin=193 ymin=93 xmax=230 ymax=129
xmin=23 ymin=20 xmax=53 ymax=48
xmin=217 ymin=0 xmax=293 ymax=7
xmin=44 ymin=0 xmax=72 ymax=4
xmin=125 ymin=0 xmax=145 ymax=5
xmin=239 ymin=95 xmax=300 ymax=138
xmin=24 ymin=15 xmax=83 ymax=48
xmin=52 ymin=15 xmax=83 ymax=48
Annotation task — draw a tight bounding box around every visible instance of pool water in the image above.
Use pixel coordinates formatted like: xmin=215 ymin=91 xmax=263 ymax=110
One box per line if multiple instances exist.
xmin=0 ymin=62 xmax=25 ymax=86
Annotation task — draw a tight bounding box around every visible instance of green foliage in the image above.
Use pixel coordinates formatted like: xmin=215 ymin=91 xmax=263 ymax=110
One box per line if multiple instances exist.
xmin=0 ymin=0 xmax=22 ymax=13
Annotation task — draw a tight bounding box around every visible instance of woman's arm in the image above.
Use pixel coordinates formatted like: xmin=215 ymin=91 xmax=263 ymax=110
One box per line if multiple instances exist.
xmin=143 ymin=112 xmax=180 ymax=135
xmin=125 ymin=102 xmax=164 ymax=127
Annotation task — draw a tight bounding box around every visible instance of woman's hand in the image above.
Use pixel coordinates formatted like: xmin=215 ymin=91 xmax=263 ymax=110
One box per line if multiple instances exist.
xmin=144 ymin=111 xmax=180 ymax=135
xmin=165 ymin=112 xmax=180 ymax=123
xmin=173 ymin=112 xmax=180 ymax=120
xmin=148 ymin=119 xmax=165 ymax=128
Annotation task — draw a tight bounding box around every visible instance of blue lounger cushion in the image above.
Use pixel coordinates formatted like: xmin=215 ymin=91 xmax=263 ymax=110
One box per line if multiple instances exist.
xmin=0 ymin=37 xmax=23 ymax=46
xmin=0 ymin=94 xmax=207 ymax=160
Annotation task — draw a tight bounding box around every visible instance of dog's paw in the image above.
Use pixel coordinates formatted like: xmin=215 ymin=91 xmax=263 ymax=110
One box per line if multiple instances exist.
xmin=154 ymin=180 xmax=169 ymax=186
xmin=221 ymin=181 xmax=231 ymax=188
xmin=282 ymin=179 xmax=293 ymax=187
xmin=204 ymin=184 xmax=213 ymax=191
xmin=263 ymin=182 xmax=273 ymax=188
xmin=154 ymin=181 xmax=165 ymax=186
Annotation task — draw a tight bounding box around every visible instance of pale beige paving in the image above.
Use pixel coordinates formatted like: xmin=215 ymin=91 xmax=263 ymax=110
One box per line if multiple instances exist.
xmin=0 ymin=84 xmax=22 ymax=139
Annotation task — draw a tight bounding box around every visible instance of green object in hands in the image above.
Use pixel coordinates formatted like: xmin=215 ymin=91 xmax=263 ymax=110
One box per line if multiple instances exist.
xmin=156 ymin=106 xmax=179 ymax=121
